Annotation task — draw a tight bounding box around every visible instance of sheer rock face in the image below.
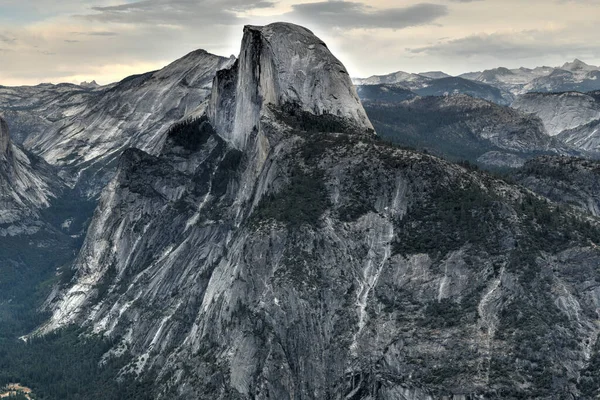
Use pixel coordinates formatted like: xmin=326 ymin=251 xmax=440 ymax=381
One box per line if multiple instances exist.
xmin=208 ymin=23 xmax=373 ymax=149
xmin=44 ymin=24 xmax=600 ymax=400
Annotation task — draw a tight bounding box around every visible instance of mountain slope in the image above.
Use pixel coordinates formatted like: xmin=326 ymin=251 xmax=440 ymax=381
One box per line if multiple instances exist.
xmin=0 ymin=116 xmax=64 ymax=235
xmin=0 ymin=116 xmax=77 ymax=339
xmin=38 ymin=23 xmax=600 ymax=400
xmin=0 ymin=50 xmax=235 ymax=197
xmin=413 ymin=77 xmax=512 ymax=105
xmin=511 ymin=91 xmax=600 ymax=153
xmin=515 ymin=156 xmax=600 ymax=217
xmin=359 ymin=93 xmax=568 ymax=167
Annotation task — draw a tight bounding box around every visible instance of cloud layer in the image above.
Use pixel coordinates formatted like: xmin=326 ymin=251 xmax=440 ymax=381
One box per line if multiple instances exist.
xmin=0 ymin=0 xmax=598 ymax=85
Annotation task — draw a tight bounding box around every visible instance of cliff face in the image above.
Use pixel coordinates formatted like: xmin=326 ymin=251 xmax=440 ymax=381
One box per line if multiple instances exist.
xmin=44 ymin=24 xmax=600 ymax=399
xmin=208 ymin=23 xmax=373 ymax=149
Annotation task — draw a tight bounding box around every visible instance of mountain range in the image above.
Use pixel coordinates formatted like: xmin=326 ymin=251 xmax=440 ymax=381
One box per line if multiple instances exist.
xmin=0 ymin=22 xmax=600 ymax=400
xmin=354 ymin=59 xmax=600 ymax=106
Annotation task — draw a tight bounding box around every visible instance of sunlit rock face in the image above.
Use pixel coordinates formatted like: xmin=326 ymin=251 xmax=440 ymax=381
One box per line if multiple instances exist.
xmin=208 ymin=23 xmax=373 ymax=149
xmin=44 ymin=23 xmax=600 ymax=400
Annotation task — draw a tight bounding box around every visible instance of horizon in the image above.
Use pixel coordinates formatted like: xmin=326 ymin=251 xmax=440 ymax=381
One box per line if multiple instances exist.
xmin=2 ymin=47 xmax=597 ymax=89
xmin=1 ymin=0 xmax=599 ymax=86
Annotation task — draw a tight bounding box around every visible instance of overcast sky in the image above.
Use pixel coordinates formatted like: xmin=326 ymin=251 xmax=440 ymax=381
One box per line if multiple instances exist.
xmin=0 ymin=0 xmax=599 ymax=85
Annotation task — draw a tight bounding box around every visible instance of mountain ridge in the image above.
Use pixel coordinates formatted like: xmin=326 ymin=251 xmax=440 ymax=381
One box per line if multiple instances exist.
xmin=353 ymin=59 xmax=600 ymax=99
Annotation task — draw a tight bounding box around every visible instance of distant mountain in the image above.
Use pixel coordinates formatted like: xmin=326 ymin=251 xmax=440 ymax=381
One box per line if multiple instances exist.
xmin=460 ymin=66 xmax=554 ymax=95
xmin=354 ymin=74 xmax=513 ymax=105
xmin=356 ymin=84 xmax=417 ymax=104
xmin=0 ymin=50 xmax=235 ymax=197
xmin=523 ymin=68 xmax=600 ymax=94
xmin=413 ymin=76 xmax=513 ymax=105
xmin=357 ymin=59 xmax=600 ymax=97
xmin=359 ymin=92 xmax=568 ymax=167
xmin=464 ymin=59 xmax=600 ymax=95
xmin=79 ymin=80 xmax=100 ymax=89
xmin=418 ymin=71 xmax=451 ymax=79
xmin=352 ymin=70 xmax=431 ymax=90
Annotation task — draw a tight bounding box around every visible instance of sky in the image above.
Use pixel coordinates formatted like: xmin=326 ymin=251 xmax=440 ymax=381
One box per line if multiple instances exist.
xmin=0 ymin=0 xmax=599 ymax=86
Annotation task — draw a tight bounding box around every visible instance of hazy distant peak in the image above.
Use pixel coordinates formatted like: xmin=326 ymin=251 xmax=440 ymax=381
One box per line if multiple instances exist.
xmin=80 ymin=80 xmax=99 ymax=88
xmin=418 ymin=71 xmax=451 ymax=79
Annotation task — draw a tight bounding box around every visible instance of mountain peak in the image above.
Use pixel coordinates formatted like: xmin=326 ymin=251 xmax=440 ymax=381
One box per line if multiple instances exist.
xmin=208 ymin=22 xmax=373 ymax=148
xmin=562 ymin=58 xmax=591 ymax=71
xmin=80 ymin=80 xmax=99 ymax=89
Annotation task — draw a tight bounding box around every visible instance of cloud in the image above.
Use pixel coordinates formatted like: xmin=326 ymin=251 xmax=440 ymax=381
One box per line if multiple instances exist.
xmin=71 ymin=31 xmax=119 ymax=37
xmin=80 ymin=0 xmax=276 ymax=26
xmin=0 ymin=34 xmax=16 ymax=44
xmin=408 ymin=30 xmax=600 ymax=60
xmin=286 ymin=2 xmax=448 ymax=30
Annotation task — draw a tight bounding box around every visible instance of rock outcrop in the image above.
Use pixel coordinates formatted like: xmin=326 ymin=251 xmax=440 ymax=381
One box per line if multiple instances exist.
xmin=43 ymin=24 xmax=600 ymax=400
xmin=209 ymin=23 xmax=373 ymax=149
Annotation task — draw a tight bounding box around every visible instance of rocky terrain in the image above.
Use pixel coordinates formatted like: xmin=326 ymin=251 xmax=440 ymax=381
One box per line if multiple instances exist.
xmin=512 ymin=91 xmax=600 ymax=137
xmin=0 ymin=116 xmax=78 ymax=340
xmin=511 ymin=91 xmax=600 ymax=154
xmin=359 ymin=92 xmax=570 ymax=168
xmin=0 ymin=50 xmax=234 ymax=197
xmin=37 ymin=23 xmax=600 ymax=400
